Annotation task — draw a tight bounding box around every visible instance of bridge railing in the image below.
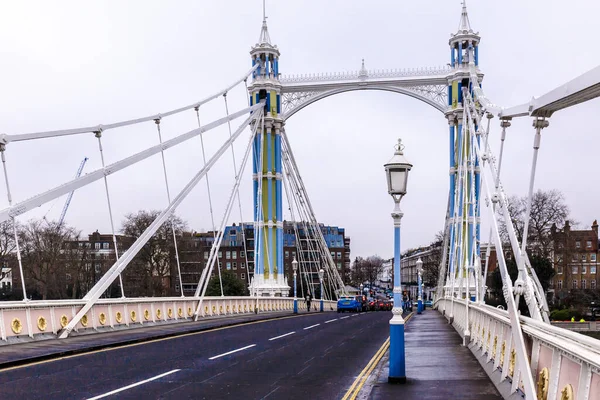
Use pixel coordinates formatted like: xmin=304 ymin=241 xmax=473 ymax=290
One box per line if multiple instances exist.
xmin=0 ymin=298 xmax=337 ymax=343
xmin=279 ymin=66 xmax=451 ymax=84
xmin=436 ymin=298 xmax=600 ymax=400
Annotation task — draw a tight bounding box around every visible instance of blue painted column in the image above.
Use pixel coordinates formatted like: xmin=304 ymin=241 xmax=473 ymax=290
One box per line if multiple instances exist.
xmin=474 ymin=46 xmax=479 ymax=66
xmin=448 ymin=121 xmax=456 ymax=277
xmin=475 ymin=133 xmax=481 ymax=260
xmin=451 ymin=46 xmax=455 ymax=67
xmin=320 ymin=279 xmax=324 ymax=312
xmin=455 ymin=122 xmax=464 ymax=275
xmin=417 ymin=271 xmax=423 ymax=314
xmin=293 ymin=271 xmax=298 ymax=313
xmin=388 ymin=204 xmax=406 ymax=384
xmin=275 ymin=129 xmax=283 ymax=279
xmin=458 ymin=42 xmax=463 ymax=64
xmin=253 ymin=128 xmax=262 ymax=280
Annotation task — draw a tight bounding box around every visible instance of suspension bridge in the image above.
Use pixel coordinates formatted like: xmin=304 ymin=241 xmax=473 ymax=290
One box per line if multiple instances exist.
xmin=0 ymin=2 xmax=599 ymax=399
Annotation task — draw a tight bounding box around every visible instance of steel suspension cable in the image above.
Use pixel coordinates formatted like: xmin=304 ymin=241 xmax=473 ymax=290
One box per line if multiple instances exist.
xmin=223 ymin=93 xmax=251 ymax=288
xmin=94 ymin=132 xmax=125 ymax=298
xmin=194 ymin=107 xmax=223 ymax=297
xmin=154 ymin=119 xmax=184 ymax=297
xmin=0 ymin=146 xmax=27 ymax=300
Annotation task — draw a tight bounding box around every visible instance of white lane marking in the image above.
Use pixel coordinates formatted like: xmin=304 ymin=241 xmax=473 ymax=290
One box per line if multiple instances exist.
xmin=87 ymin=369 xmax=180 ymax=400
xmin=303 ymin=323 xmax=320 ymax=330
xmin=340 ymin=316 xmax=350 ymax=319
xmin=351 ymin=314 xmax=359 ymax=317
xmin=269 ymin=331 xmax=295 ymax=341
xmin=208 ymin=344 xmax=256 ymax=360
xmin=324 ymin=318 xmax=338 ymax=324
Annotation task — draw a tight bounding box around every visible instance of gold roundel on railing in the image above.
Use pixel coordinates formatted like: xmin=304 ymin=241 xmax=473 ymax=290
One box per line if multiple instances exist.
xmin=99 ymin=313 xmax=107 ymax=325
xmin=115 ymin=311 xmax=123 ymax=323
xmin=226 ymin=305 xmax=230 ymax=313
xmin=212 ymin=305 xmax=216 ymax=313
xmin=156 ymin=308 xmax=162 ymax=319
xmin=37 ymin=316 xmax=47 ymax=331
xmin=144 ymin=309 xmax=150 ymax=321
xmin=219 ymin=305 xmax=223 ymax=313
xmin=560 ymin=384 xmax=573 ymax=400
xmin=187 ymin=307 xmax=193 ymax=317
xmin=178 ymin=307 xmax=183 ymax=318
xmin=11 ymin=318 xmax=22 ymax=334
xmin=537 ymin=367 xmax=549 ymax=400
xmin=60 ymin=315 xmax=69 ymax=328
xmin=167 ymin=308 xmax=173 ymax=318
xmin=508 ymin=349 xmax=516 ymax=377
xmin=81 ymin=314 xmax=88 ymax=327
xmin=244 ymin=304 xmax=248 ymax=311
xmin=130 ymin=310 xmax=137 ymax=322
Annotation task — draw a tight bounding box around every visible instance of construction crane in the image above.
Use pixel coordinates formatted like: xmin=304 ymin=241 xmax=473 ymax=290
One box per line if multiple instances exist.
xmin=57 ymin=157 xmax=89 ymax=226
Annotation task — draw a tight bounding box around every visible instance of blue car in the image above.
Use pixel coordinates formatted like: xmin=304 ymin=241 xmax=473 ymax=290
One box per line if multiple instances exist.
xmin=337 ymin=296 xmax=361 ymax=313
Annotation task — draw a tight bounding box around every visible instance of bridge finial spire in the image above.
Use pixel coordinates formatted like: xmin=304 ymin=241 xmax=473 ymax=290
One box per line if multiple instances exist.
xmin=258 ymin=0 xmax=272 ymax=45
xmin=458 ymin=0 xmax=472 ymax=33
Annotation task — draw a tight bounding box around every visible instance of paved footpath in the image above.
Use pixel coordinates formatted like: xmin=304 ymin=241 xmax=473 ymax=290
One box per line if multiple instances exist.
xmin=366 ymin=310 xmax=502 ymax=400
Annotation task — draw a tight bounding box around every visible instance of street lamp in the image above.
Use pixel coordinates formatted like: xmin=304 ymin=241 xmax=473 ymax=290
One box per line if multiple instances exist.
xmin=384 ymin=138 xmax=413 ymax=384
xmin=318 ymin=268 xmax=324 ymax=312
xmin=292 ymin=257 xmax=298 ymax=314
xmin=359 ymin=283 xmax=364 ymax=295
xmin=416 ymin=258 xmax=423 ymax=314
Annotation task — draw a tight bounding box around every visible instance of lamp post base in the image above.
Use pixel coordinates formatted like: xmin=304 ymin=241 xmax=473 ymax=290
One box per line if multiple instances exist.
xmin=320 ymin=300 xmax=324 ymax=312
xmin=417 ymin=299 xmax=423 ymax=314
xmin=388 ymin=314 xmax=406 ymax=384
xmin=293 ymin=299 xmax=298 ymax=314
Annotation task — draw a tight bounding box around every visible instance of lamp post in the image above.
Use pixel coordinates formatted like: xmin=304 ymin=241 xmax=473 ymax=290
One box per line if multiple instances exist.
xmin=318 ymin=268 xmax=324 ymax=312
xmin=292 ymin=257 xmax=298 ymax=314
xmin=384 ymin=138 xmax=413 ymax=384
xmin=416 ymin=258 xmax=423 ymax=314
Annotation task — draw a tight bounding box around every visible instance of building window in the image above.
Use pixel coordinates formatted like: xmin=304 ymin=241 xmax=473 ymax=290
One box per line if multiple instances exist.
xmin=102 ymin=242 xmax=109 ymax=249
xmin=226 ymin=251 xmax=231 ymax=259
xmin=285 ymin=251 xmax=289 ymax=259
xmin=582 ymin=279 xmax=587 ymax=289
xmin=557 ymin=265 xmax=563 ymax=274
xmin=233 ymin=262 xmax=237 ymax=270
xmin=175 ymin=283 xmax=180 ymax=292
xmin=591 ymin=266 xmax=597 ymax=274
xmin=230 ymin=229 xmax=236 ymax=236
xmin=232 ymin=251 xmax=237 ymax=259
xmin=572 ymin=254 xmax=578 ymax=262
xmin=225 ymin=262 xmax=231 ymax=270
xmin=337 ymin=252 xmax=342 ymax=259
xmin=94 ymin=263 xmax=101 ymax=274
xmin=587 ymin=240 xmax=592 ymax=248
xmin=337 ymin=262 xmax=342 ymax=270
xmin=572 ymin=280 xmax=578 ymax=289
xmin=583 ymin=265 xmax=587 ymax=274
xmin=331 ymin=251 xmax=335 ymax=258
xmin=241 ymin=263 xmax=245 ymax=270
xmin=240 ymin=251 xmax=245 ymax=258
xmin=95 ymin=243 xmax=101 ymax=250
xmin=592 ymin=280 xmax=597 ymax=289
xmin=576 ymin=241 xmax=581 ymax=248
xmin=557 ymin=280 xmax=563 ymax=289
xmin=218 ymin=251 xmax=223 ymax=259
xmin=204 ymin=251 xmax=209 ymax=260
xmin=218 ymin=262 xmax=222 ymax=268
xmin=572 ymin=266 xmax=578 ymax=274
xmin=591 ymin=254 xmax=597 ymax=262
xmin=241 ymin=273 xmax=246 ymax=280
xmin=292 ymin=251 xmax=296 ymax=259
xmin=582 ymin=254 xmax=587 ymax=263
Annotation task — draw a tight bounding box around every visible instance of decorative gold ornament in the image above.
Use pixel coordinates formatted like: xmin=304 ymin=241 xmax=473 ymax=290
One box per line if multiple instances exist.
xmin=219 ymin=305 xmax=223 ymax=313
xmin=115 ymin=311 xmax=123 ymax=323
xmin=212 ymin=305 xmax=216 ymax=313
xmin=11 ymin=318 xmax=22 ymax=334
xmin=37 ymin=316 xmax=47 ymax=331
xmin=226 ymin=305 xmax=230 ymax=313
xmin=537 ymin=367 xmax=549 ymax=400
xmin=130 ymin=310 xmax=137 ymax=322
xmin=187 ymin=307 xmax=193 ymax=317
xmin=99 ymin=313 xmax=106 ymax=325
xmin=144 ymin=309 xmax=150 ymax=321
xmin=178 ymin=307 xmax=183 ymax=318
xmin=501 ymin=342 xmax=506 ymax=364
xmin=156 ymin=308 xmax=162 ymax=319
xmin=60 ymin=315 xmax=69 ymax=328
xmin=81 ymin=314 xmax=88 ymax=327
xmin=244 ymin=304 xmax=248 ymax=311
xmin=509 ymin=349 xmax=516 ymax=377
xmin=492 ymin=336 xmax=498 ymax=359
xmin=560 ymin=384 xmax=573 ymax=400
xmin=167 ymin=308 xmax=173 ymax=318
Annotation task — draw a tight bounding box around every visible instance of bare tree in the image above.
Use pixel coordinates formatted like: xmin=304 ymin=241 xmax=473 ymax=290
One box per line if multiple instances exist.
xmin=500 ymin=189 xmax=570 ymax=257
xmin=0 ymin=221 xmax=17 ymax=282
xmin=120 ymin=210 xmax=186 ymax=297
xmin=423 ymin=231 xmax=444 ymax=287
xmin=18 ymin=220 xmax=81 ymax=299
xmin=351 ymin=256 xmax=385 ymax=287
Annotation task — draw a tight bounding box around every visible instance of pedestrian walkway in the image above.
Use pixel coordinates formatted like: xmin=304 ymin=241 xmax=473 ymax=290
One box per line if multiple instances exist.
xmin=0 ymin=311 xmax=299 ymax=370
xmin=366 ymin=311 xmax=502 ymax=399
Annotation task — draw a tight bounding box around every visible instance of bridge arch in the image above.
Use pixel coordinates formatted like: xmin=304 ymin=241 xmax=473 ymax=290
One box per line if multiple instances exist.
xmin=282 ymin=84 xmax=447 ymax=120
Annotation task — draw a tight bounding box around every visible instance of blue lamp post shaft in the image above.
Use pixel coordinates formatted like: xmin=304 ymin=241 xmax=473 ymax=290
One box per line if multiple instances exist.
xmin=388 ymin=203 xmax=406 ymax=383
xmin=293 ymin=272 xmax=298 ymax=314
xmin=417 ymin=271 xmax=423 ymax=314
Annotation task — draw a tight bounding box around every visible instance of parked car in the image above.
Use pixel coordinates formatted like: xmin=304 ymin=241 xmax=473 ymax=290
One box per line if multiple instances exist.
xmin=337 ymin=296 xmax=361 ymax=313
xmin=424 ymin=300 xmax=433 ymax=307
xmin=355 ymin=295 xmax=369 ymax=312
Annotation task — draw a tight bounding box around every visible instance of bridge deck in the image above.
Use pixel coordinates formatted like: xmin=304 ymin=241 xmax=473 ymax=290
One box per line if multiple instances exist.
xmin=369 ymin=311 xmax=502 ymax=399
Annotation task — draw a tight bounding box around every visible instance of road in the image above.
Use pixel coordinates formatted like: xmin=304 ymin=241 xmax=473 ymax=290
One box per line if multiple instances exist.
xmin=0 ymin=310 xmax=392 ymax=399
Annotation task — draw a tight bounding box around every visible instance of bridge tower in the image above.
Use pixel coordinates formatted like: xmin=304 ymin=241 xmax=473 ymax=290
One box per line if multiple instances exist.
xmin=446 ymin=2 xmax=481 ymax=294
xmin=248 ymin=14 xmax=289 ymax=296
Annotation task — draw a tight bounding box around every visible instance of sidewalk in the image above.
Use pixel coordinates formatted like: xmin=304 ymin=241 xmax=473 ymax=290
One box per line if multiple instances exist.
xmin=0 ymin=311 xmax=297 ymax=370
xmin=366 ymin=311 xmax=502 ymax=399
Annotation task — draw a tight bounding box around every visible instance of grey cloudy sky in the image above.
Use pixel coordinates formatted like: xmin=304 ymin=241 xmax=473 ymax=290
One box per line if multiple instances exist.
xmin=1 ymin=0 xmax=599 ymax=261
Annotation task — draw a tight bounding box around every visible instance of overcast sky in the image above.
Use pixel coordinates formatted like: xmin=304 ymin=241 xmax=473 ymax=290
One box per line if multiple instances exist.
xmin=1 ymin=0 xmax=599 ymax=261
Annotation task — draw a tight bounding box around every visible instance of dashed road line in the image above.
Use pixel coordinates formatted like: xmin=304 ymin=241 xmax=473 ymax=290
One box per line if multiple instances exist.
xmin=208 ymin=344 xmax=256 ymax=360
xmin=269 ymin=331 xmax=295 ymax=341
xmin=303 ymin=323 xmax=320 ymax=330
xmin=324 ymin=318 xmax=338 ymax=324
xmin=87 ymin=369 xmax=180 ymax=399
